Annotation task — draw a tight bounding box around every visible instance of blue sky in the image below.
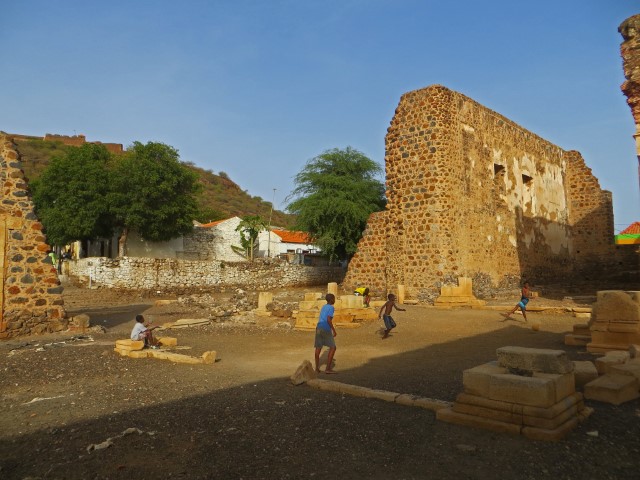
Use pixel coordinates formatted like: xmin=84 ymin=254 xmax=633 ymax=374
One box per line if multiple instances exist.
xmin=2 ymin=1 xmax=638 ymax=230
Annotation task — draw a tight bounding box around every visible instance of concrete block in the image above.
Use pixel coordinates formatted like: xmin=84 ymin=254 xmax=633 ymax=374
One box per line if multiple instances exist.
xmin=436 ymin=408 xmax=521 ymax=436
xmin=488 ymin=373 xmax=556 ymax=408
xmin=337 ymin=384 xmax=370 ymax=398
xmin=496 ymin=346 xmax=573 ymax=374
xmin=534 ymin=372 xmax=575 ymax=403
xmin=564 ymin=334 xmax=590 ymax=346
xmin=592 ymin=290 xmax=640 ymax=323
xmin=608 ymin=322 xmax=640 ymax=333
xmin=630 ymin=344 xmax=640 ymax=359
xmin=290 ymin=360 xmax=317 ymax=385
xmin=574 ymin=312 xmax=591 ymax=319
xmin=521 ymin=393 xmax=582 ymax=420
xmin=521 ymin=404 xmax=577 ymax=430
xmin=595 ymin=354 xmax=629 ymax=375
xmin=157 ymin=337 xmax=177 ymax=347
xmin=572 ymin=308 xmax=592 ymax=315
xmin=584 ymin=374 xmax=640 ymax=405
xmin=201 ymin=351 xmax=217 ymax=364
xmin=127 ymin=350 xmax=151 ymax=359
xmin=115 ymin=339 xmax=145 ymax=350
xmin=572 ymin=361 xmax=599 ymax=389
xmin=462 ymin=361 xmax=508 ymax=397
xmin=609 ymin=362 xmax=640 ymax=382
xmin=455 ymin=392 xmax=520 ymax=414
xmin=364 ymin=389 xmax=400 ymax=403
xmin=411 ymin=397 xmax=452 ymax=411
xmin=452 ymin=402 xmax=522 ymax=425
xmin=304 ymin=292 xmax=322 ymax=301
xmin=572 ymin=323 xmax=590 ymax=335
xmin=298 ymin=301 xmax=320 ymax=311
xmin=521 ymin=417 xmax=579 ymax=442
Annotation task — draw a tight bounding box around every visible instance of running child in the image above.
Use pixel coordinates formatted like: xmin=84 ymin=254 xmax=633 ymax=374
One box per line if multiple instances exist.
xmin=378 ymin=293 xmax=406 ymax=339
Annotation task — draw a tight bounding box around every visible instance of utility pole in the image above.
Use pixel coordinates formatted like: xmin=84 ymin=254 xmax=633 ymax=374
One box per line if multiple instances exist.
xmin=267 ymin=188 xmax=276 ymax=258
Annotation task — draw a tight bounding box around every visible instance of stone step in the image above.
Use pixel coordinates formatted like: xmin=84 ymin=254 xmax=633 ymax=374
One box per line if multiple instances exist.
xmin=584 ymin=374 xmax=640 ymax=405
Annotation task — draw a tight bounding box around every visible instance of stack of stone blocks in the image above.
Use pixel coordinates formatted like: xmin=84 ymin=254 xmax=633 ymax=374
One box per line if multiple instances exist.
xmin=114 ymin=337 xmax=217 ymax=364
xmin=292 ymin=282 xmax=379 ymax=330
xmin=582 ymin=347 xmax=640 ymax=405
xmin=437 ymin=346 xmax=591 ymax=441
xmin=433 ymin=277 xmax=486 ymax=307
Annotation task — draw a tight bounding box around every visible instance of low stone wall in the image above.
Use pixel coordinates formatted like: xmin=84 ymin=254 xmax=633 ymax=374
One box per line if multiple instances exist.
xmin=67 ymin=257 xmax=345 ymax=292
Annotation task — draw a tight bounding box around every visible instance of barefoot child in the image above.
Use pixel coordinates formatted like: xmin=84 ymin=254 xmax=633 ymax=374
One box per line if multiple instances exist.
xmin=131 ymin=314 xmax=160 ymax=348
xmin=503 ymin=282 xmax=532 ymax=322
xmin=314 ymin=293 xmax=337 ymax=374
xmin=378 ymin=293 xmax=406 ymax=339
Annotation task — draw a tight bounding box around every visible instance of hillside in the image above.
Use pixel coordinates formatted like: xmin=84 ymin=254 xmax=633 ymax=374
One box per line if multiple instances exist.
xmin=12 ymin=136 xmax=294 ymax=228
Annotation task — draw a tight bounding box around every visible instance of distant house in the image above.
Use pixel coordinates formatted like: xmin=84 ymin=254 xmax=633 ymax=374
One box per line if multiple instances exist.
xmin=615 ymin=222 xmax=640 ymax=245
xmin=269 ymin=229 xmax=319 ymax=257
xmin=71 ymin=217 xmax=321 ymax=262
xmin=185 ymin=217 xmax=246 ymax=261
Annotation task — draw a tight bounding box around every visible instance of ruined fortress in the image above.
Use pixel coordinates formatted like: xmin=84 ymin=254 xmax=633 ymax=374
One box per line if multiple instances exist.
xmin=0 ymin=135 xmax=66 ymax=338
xmin=344 ymin=84 xmax=637 ymax=301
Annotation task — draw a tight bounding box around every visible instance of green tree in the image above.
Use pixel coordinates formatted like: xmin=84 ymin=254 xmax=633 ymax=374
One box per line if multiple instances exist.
xmin=286 ymin=147 xmax=385 ymax=261
xmin=110 ymin=141 xmax=200 ymax=256
xmin=235 ymin=215 xmax=268 ymax=261
xmin=31 ymin=143 xmax=115 ymax=246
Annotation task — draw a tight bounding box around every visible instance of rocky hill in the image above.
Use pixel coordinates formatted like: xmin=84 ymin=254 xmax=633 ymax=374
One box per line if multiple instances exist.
xmin=12 ymin=135 xmax=293 ymax=227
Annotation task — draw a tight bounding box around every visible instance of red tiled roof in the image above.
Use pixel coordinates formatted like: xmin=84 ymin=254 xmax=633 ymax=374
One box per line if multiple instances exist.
xmin=272 ymin=229 xmax=312 ymax=244
xmin=619 ymin=222 xmax=640 ymax=235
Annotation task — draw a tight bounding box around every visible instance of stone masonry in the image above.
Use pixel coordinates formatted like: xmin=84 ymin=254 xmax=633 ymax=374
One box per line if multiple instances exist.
xmin=344 ymin=85 xmax=620 ymax=301
xmin=619 ymin=14 xmax=640 ymax=187
xmin=0 ymin=133 xmax=66 ymax=338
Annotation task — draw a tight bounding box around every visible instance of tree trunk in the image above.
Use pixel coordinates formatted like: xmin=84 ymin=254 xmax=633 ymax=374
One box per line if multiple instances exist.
xmin=118 ymin=227 xmax=129 ymax=257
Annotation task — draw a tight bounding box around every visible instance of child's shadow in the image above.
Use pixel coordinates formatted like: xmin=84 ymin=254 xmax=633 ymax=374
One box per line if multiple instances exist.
xmin=317 ymin=350 xmax=336 ymax=370
xmin=376 ymin=327 xmax=392 ymax=339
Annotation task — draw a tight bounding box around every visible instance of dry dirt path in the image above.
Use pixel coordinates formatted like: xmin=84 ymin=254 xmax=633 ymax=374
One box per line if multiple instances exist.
xmin=0 ymin=291 xmax=638 ymax=479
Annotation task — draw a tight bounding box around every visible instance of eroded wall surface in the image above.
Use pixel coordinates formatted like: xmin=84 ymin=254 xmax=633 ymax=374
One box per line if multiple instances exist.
xmin=0 ymin=134 xmax=66 ymax=338
xmin=619 ymin=14 xmax=640 ymax=169
xmin=344 ymin=85 xmax=616 ymax=300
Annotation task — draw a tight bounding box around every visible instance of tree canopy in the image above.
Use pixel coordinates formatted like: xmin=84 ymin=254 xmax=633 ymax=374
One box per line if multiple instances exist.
xmin=286 ymin=147 xmax=386 ymax=260
xmin=31 ymin=141 xmax=200 ymax=254
xmin=110 ymin=142 xmax=200 ymax=254
xmin=31 ymin=143 xmax=115 ymax=246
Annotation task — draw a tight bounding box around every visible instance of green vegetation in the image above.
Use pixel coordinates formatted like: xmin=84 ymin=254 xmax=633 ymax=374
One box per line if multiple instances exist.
xmin=30 ymin=142 xmax=201 ymax=252
xmin=15 ymin=137 xmax=293 ymax=229
xmin=109 ymin=142 xmax=201 ymax=255
xmin=30 ymin=143 xmax=114 ymax=246
xmin=287 ymin=146 xmax=386 ymax=261
xmin=234 ymin=215 xmax=269 ymax=261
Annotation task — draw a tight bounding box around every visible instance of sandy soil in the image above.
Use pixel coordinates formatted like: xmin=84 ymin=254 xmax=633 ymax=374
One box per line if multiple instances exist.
xmin=0 ymin=285 xmax=638 ymax=479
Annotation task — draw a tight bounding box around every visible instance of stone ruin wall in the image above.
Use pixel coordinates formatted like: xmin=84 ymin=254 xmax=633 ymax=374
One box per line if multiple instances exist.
xmin=345 ymin=85 xmax=618 ymax=301
xmin=619 ymin=14 xmax=640 ymax=178
xmin=0 ymin=134 xmax=66 ymax=338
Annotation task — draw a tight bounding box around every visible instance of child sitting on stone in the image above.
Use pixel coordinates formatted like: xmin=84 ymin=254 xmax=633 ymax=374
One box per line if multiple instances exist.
xmin=131 ymin=314 xmax=160 ymax=348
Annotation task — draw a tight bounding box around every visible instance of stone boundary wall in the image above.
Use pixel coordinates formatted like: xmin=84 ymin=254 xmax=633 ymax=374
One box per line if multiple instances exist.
xmin=67 ymin=257 xmax=345 ymax=292
xmin=0 ymin=134 xmax=66 ymax=338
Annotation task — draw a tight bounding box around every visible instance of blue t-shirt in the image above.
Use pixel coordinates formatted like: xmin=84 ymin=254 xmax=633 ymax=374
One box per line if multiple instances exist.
xmin=316 ymin=304 xmax=335 ymax=332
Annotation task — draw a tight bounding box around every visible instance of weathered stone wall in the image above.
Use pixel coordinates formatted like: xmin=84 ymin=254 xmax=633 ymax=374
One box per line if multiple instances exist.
xmin=68 ymin=257 xmax=345 ymax=292
xmin=619 ymin=14 xmax=640 ymax=174
xmin=0 ymin=134 xmax=66 ymax=338
xmin=345 ymin=85 xmax=620 ymax=301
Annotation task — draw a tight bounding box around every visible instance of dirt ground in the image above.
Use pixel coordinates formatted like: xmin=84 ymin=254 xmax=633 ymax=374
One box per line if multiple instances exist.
xmin=0 ymin=285 xmax=639 ymax=480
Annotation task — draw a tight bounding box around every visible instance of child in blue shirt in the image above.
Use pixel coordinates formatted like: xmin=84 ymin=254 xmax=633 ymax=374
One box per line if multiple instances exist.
xmin=314 ymin=293 xmax=337 ymax=374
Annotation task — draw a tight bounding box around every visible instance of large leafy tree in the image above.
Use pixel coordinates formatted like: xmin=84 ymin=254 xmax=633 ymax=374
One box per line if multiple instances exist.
xmin=286 ymin=147 xmax=386 ymax=261
xmin=234 ymin=215 xmax=268 ymax=261
xmin=110 ymin=141 xmax=200 ymax=256
xmin=31 ymin=143 xmax=115 ymax=246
